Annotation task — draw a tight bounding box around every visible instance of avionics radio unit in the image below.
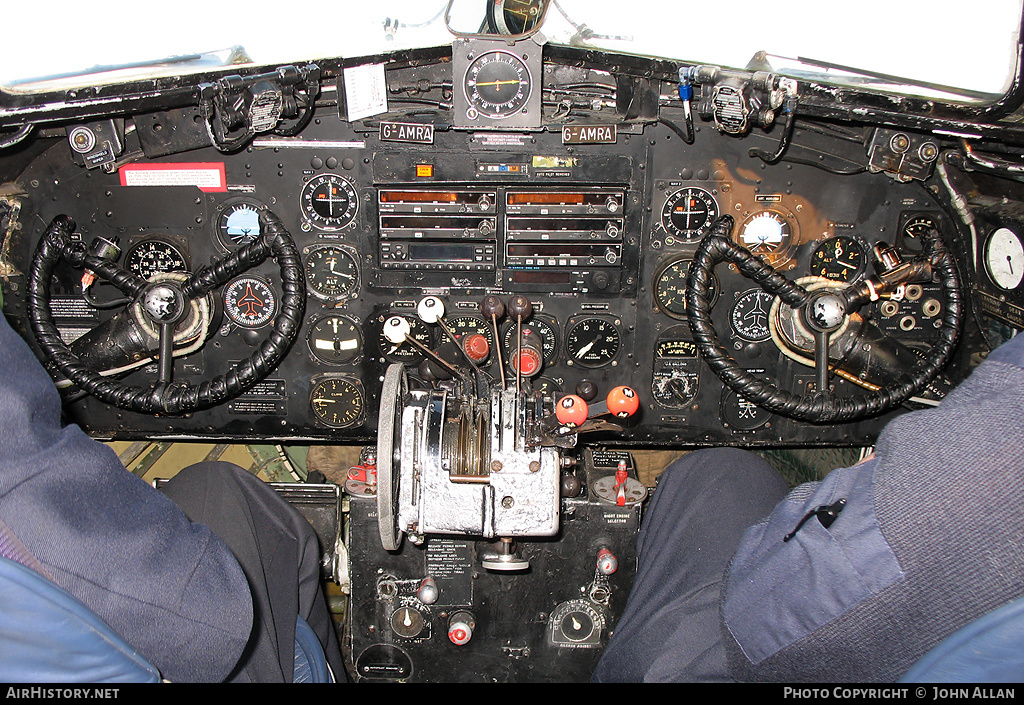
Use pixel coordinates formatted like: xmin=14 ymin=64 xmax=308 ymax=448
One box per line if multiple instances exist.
xmin=377 ymin=189 xmax=498 ymax=279
xmin=504 ymin=188 xmax=627 ymax=293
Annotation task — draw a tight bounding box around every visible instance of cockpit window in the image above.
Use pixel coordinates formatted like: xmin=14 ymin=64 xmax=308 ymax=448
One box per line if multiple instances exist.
xmin=1 ymin=0 xmax=1021 ymax=103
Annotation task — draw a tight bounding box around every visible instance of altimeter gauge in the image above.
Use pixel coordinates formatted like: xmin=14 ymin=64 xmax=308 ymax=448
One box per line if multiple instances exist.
xmin=305 ymin=244 xmax=359 ymax=301
xmin=810 ymin=236 xmax=866 ymax=283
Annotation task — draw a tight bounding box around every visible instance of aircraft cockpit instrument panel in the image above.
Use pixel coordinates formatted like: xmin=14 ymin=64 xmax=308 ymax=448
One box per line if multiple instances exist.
xmin=1 ymin=20 xmax=1021 ymax=681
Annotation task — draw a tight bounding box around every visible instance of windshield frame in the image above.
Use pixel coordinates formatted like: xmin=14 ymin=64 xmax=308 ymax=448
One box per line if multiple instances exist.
xmin=1 ymin=27 xmax=1023 ymax=140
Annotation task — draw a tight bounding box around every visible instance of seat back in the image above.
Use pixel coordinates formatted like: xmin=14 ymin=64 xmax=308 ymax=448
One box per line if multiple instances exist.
xmin=0 ymin=556 xmax=161 ymax=682
xmin=900 ymin=595 xmax=1024 ymax=683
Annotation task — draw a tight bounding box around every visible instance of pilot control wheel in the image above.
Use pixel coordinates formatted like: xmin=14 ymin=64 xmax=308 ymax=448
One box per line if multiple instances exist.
xmin=685 ymin=215 xmax=963 ymax=424
xmin=27 ymin=212 xmax=306 ymax=415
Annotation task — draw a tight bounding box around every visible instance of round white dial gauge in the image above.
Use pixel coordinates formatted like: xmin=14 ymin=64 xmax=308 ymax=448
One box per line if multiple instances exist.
xmin=986 ymin=227 xmax=1024 ymax=290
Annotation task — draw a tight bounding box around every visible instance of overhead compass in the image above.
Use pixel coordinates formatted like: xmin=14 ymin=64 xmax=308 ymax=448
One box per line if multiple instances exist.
xmin=464 ymin=50 xmax=532 ymax=119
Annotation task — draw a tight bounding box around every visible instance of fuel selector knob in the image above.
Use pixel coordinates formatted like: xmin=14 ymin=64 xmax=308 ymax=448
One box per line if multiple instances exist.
xmin=447 ymin=611 xmax=475 ymax=646
xmin=390 ymin=606 xmax=426 ymax=639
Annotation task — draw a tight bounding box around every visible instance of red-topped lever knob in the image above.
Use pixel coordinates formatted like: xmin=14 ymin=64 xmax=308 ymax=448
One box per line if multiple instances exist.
xmin=555 ymin=394 xmax=589 ymax=427
xmin=584 ymin=386 xmax=640 ymax=420
xmin=597 ymin=547 xmax=619 ymax=575
xmin=605 ymin=386 xmax=640 ymax=418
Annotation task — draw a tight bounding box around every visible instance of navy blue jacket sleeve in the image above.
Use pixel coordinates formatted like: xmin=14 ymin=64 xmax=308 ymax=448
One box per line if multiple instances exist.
xmin=0 ymin=313 xmax=253 ymax=682
xmin=722 ymin=333 xmax=1024 ymax=682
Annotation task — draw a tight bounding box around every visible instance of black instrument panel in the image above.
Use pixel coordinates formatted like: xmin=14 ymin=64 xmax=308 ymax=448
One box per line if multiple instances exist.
xmin=0 ymin=55 xmax=989 ymax=448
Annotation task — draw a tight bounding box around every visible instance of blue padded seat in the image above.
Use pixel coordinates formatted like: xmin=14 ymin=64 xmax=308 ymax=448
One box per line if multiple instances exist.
xmin=900 ymin=595 xmax=1024 ymax=683
xmin=0 ymin=555 xmax=161 ymax=683
xmin=0 ymin=555 xmax=331 ymax=683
